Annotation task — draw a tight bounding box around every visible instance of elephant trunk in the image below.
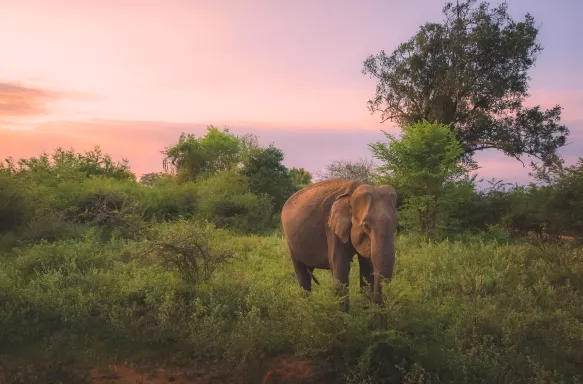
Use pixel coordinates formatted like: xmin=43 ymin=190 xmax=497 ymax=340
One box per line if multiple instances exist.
xmin=371 ymin=233 xmax=395 ymax=304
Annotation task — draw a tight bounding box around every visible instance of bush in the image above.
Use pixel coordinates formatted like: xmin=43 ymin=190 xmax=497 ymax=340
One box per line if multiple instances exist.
xmin=196 ymin=169 xmax=274 ymax=233
xmin=138 ymin=181 xmax=199 ymax=221
xmin=145 ymin=220 xmax=236 ymax=282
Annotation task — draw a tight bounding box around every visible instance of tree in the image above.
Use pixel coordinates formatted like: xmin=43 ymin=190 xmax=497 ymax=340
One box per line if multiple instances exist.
xmin=241 ymin=144 xmax=296 ymax=210
xmin=162 ymin=126 xmax=242 ymax=182
xmin=140 ymin=172 xmax=169 ymax=186
xmin=288 ymin=167 xmax=312 ymax=189
xmin=530 ymin=157 xmax=583 ymax=239
xmin=362 ymin=0 xmax=569 ymax=167
xmin=316 ymin=158 xmax=377 ymax=184
xmin=370 ymin=120 xmax=476 ymax=236
xmin=239 ymin=132 xmax=261 ymax=164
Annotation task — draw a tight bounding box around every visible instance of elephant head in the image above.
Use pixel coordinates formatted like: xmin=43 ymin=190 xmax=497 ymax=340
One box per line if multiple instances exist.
xmin=328 ymin=184 xmax=398 ymax=303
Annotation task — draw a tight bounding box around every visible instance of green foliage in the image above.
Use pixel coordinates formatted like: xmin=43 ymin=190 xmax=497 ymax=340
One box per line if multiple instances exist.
xmin=2 ymin=125 xmax=583 ymax=383
xmin=0 ymin=173 xmax=29 ymax=234
xmin=370 ymin=120 xmax=476 ymax=236
xmin=494 ymin=158 xmax=583 ymax=242
xmin=362 ymin=0 xmax=569 ymax=166
xmin=241 ymin=144 xmax=296 ymax=210
xmin=371 ymin=120 xmax=472 ymax=195
xmin=1 ymin=231 xmax=582 ymax=382
xmin=195 ymin=169 xmax=274 ymax=233
xmin=532 ymin=158 xmax=583 ymax=239
xmin=1 ymin=146 xmax=135 ymax=183
xmin=139 ymin=171 xmax=166 ymax=186
xmin=161 ymin=126 xmax=243 ymax=182
xmin=159 ymin=128 xmax=294 ymax=220
xmin=288 ymin=167 xmax=312 ymax=189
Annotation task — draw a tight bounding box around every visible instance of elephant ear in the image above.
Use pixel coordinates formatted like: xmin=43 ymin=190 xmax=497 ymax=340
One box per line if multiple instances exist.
xmin=328 ymin=193 xmax=352 ymax=243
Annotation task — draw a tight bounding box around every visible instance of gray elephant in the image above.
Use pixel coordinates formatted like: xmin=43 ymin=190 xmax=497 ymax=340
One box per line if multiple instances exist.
xmin=281 ymin=179 xmax=398 ymax=311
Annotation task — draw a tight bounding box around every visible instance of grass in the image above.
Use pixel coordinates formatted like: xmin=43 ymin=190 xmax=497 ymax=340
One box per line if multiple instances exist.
xmin=1 ymin=222 xmax=582 ymax=383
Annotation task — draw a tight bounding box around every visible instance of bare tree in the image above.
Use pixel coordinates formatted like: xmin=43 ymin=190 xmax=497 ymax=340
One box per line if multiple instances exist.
xmin=315 ymin=158 xmax=377 ymax=184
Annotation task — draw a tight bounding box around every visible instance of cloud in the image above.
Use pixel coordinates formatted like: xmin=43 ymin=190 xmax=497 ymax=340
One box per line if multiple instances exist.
xmin=0 ymin=82 xmax=62 ymax=117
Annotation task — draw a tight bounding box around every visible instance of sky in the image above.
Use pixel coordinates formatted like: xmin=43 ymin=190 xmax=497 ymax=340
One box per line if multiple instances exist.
xmin=1 ymin=0 xmax=582 ymax=183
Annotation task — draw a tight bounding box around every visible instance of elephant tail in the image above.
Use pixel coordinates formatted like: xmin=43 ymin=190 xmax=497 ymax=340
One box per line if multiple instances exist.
xmin=308 ymin=268 xmax=320 ymax=285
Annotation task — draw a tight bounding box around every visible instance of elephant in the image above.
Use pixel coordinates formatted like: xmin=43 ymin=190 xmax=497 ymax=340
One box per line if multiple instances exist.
xmin=281 ymin=178 xmax=398 ymax=311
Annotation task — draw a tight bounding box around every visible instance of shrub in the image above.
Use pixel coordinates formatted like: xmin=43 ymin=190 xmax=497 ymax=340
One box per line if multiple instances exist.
xmin=138 ymin=182 xmax=199 ymax=221
xmin=145 ymin=220 xmax=236 ymax=282
xmin=196 ymin=169 xmax=274 ymax=233
xmin=0 ymin=173 xmax=30 ymax=233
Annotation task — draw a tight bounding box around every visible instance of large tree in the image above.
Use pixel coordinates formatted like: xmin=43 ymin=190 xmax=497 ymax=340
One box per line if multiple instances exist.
xmin=241 ymin=144 xmax=296 ymax=210
xmin=161 ymin=126 xmax=242 ymax=182
xmin=362 ymin=0 xmax=569 ymax=167
xmin=288 ymin=167 xmax=312 ymax=189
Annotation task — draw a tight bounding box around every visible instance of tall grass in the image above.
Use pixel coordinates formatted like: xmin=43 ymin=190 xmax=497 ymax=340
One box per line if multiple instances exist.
xmin=1 ymin=222 xmax=582 ymax=383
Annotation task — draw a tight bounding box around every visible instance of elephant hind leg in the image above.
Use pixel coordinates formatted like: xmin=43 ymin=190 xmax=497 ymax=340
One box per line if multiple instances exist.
xmin=286 ymin=240 xmax=313 ymax=292
xmin=292 ymin=258 xmax=312 ymax=292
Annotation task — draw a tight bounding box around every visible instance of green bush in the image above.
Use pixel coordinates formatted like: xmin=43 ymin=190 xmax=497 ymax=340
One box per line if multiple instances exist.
xmin=196 ymin=169 xmax=274 ymax=233
xmin=0 ymin=173 xmax=30 ymax=234
xmin=138 ymin=181 xmax=199 ymax=221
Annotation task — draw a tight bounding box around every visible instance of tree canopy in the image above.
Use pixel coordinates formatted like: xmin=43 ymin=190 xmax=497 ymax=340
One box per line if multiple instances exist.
xmin=316 ymin=158 xmax=377 ymax=184
xmin=362 ymin=0 xmax=569 ymax=167
xmin=161 ymin=126 xmax=242 ymax=182
xmin=370 ymin=120 xmax=475 ymax=235
xmin=241 ymin=144 xmax=296 ymax=210
xmin=370 ymin=120 xmax=473 ymax=198
xmin=288 ymin=167 xmax=312 ymax=189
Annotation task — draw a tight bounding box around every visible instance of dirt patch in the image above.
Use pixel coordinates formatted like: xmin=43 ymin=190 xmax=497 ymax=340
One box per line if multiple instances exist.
xmin=89 ymin=365 xmax=224 ymax=384
xmin=261 ymin=355 xmax=334 ymax=384
xmin=1 ymin=356 xmax=334 ymax=384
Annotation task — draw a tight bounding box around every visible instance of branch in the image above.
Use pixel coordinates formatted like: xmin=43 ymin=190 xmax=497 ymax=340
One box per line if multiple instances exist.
xmin=471 ymin=141 xmax=525 ymax=167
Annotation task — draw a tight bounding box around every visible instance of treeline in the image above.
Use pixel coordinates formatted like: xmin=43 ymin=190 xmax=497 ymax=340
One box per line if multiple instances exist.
xmin=2 ymin=122 xmax=581 ymax=249
xmin=0 ymin=127 xmax=314 ymax=245
xmin=322 ymin=121 xmax=582 ymax=242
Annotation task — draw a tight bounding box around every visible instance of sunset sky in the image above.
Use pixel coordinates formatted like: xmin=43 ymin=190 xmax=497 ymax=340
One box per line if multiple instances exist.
xmin=1 ymin=0 xmax=582 ymax=183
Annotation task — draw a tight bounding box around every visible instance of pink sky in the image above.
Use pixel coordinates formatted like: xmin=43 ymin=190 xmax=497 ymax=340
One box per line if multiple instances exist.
xmin=1 ymin=0 xmax=582 ymax=184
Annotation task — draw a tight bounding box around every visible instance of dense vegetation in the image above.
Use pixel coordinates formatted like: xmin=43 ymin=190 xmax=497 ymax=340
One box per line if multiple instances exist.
xmin=1 ymin=1 xmax=581 ymax=383
xmin=1 ymin=122 xmax=582 ymax=383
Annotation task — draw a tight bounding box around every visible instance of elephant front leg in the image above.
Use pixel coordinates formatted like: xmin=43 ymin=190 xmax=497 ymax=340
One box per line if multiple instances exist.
xmin=326 ymin=228 xmax=353 ymax=312
xmin=329 ymin=249 xmax=352 ymax=312
xmin=358 ymin=255 xmax=374 ymax=302
xmin=332 ymin=258 xmax=351 ymax=312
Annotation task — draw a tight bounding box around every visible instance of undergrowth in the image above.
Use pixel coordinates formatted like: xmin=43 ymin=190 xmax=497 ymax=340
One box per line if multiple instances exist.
xmin=1 ymin=223 xmax=582 ymax=383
